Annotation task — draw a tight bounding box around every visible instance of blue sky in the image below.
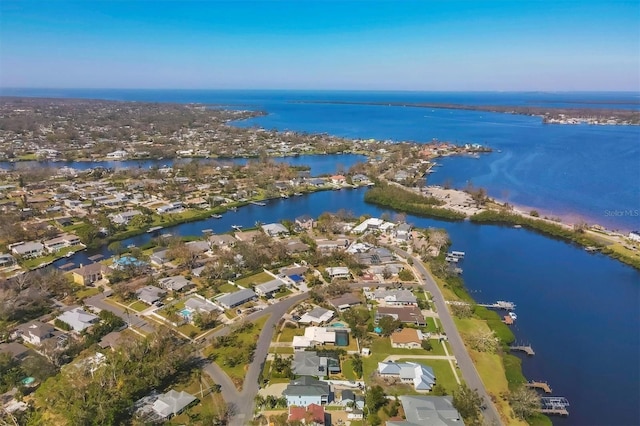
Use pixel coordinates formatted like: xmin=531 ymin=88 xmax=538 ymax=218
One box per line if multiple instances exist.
xmin=1 ymin=0 xmax=639 ymax=91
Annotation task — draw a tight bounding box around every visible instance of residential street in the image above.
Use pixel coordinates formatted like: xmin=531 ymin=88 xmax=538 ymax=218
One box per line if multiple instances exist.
xmin=202 ymin=293 xmax=309 ymax=426
xmin=393 ymin=247 xmax=503 ymax=426
xmin=85 ymin=293 xmax=155 ymax=334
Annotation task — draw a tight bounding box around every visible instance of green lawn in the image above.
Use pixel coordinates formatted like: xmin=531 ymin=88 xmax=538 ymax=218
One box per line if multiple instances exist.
xmin=370 ymin=336 xmax=445 ymax=356
xmin=205 ymin=316 xmax=270 ymax=390
xmin=75 ymin=287 xmax=100 ymax=300
xmin=128 ymin=300 xmax=149 ymax=312
xmin=275 ymin=287 xmax=293 ymax=299
xmin=395 ymin=358 xmax=460 ymax=394
xmin=278 ymin=326 xmax=304 ymax=342
xmin=178 ymin=323 xmax=202 ymax=338
xmin=342 ymin=357 xmax=357 ymax=380
xmin=167 ymin=374 xmax=226 ymax=425
xmin=217 ymin=283 xmax=238 ymax=293
xmin=235 ymin=271 xmax=273 ymax=287
xmin=268 ymin=347 xmax=294 ymax=355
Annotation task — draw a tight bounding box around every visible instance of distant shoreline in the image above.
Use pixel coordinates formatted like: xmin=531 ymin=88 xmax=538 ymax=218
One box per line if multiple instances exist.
xmin=292 ymin=100 xmax=640 ymax=125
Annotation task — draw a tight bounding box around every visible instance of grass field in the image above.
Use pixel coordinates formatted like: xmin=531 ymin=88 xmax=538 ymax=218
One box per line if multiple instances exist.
xmin=235 ymin=271 xmax=273 ymax=287
xmin=75 ymin=287 xmax=100 ymax=300
xmin=277 ymin=325 xmax=304 ymax=342
xmin=128 ymin=300 xmax=149 ymax=312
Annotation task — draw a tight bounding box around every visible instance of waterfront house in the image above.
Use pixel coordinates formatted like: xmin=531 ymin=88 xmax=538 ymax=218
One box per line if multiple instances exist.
xmin=208 ymin=234 xmax=237 ymax=248
xmin=106 ymin=150 xmax=128 ymax=160
xmin=261 ymin=223 xmax=290 ymax=237
xmin=156 ymin=202 xmax=183 ymax=214
xmin=109 ymin=210 xmax=142 ymax=225
xmin=283 ymin=377 xmax=332 ymax=407
xmin=150 ymin=249 xmax=170 ymax=266
xmin=216 ymin=288 xmax=257 ymax=309
xmin=71 ymin=263 xmax=112 ymax=286
xmin=386 ymin=395 xmax=463 ymax=426
xmin=11 ymin=241 xmax=44 ymax=258
xmin=295 ymin=214 xmax=315 ymax=230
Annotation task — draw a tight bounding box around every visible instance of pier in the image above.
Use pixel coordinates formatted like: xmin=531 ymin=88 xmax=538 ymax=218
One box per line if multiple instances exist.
xmin=525 ymin=381 xmax=552 ymax=393
xmin=250 ymin=201 xmax=266 ymax=206
xmin=475 ymin=300 xmax=516 ymax=310
xmin=147 ymin=226 xmax=164 ymax=233
xmin=540 ymin=397 xmax=569 ymax=416
xmin=510 ymin=344 xmax=535 ymax=356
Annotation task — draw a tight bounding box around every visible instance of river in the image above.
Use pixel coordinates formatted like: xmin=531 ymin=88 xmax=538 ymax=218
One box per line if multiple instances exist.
xmin=57 ymin=187 xmax=640 ymax=426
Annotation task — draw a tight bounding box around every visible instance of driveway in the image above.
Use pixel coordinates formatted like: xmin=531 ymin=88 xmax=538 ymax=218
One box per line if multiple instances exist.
xmin=85 ymin=293 xmax=155 ymax=334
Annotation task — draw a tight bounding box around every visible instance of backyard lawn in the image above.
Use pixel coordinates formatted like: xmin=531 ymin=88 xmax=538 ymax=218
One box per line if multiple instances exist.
xmin=277 ymin=325 xmax=304 ymax=342
xmin=235 ymin=271 xmax=273 ymax=287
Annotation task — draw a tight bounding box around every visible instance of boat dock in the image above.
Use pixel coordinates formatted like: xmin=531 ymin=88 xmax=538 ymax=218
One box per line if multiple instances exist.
xmin=147 ymin=226 xmax=164 ymax=233
xmin=510 ymin=344 xmax=535 ymax=356
xmin=540 ymin=397 xmax=569 ymax=416
xmin=526 ymin=381 xmax=552 ymax=393
xmin=476 ymin=300 xmax=516 ymax=310
xmin=88 ymin=254 xmax=103 ymax=261
xmin=250 ymin=201 xmax=266 ymax=206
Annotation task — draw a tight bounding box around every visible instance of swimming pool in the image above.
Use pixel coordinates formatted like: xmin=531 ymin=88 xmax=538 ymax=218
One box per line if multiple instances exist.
xmin=21 ymin=377 xmax=35 ymax=385
xmin=329 ymin=322 xmax=347 ymax=328
xmin=180 ymin=308 xmax=192 ymax=317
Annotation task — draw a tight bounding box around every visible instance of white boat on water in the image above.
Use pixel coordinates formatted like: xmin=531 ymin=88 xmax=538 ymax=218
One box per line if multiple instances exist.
xmin=508 ymin=312 xmax=518 ymax=320
xmin=211 ymin=214 xmax=222 ymax=219
xmin=232 ymin=225 xmax=243 ymax=231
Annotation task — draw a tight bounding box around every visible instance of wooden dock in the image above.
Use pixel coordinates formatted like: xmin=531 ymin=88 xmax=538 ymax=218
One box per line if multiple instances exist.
xmin=510 ymin=344 xmax=535 ymax=356
xmin=525 ymin=381 xmax=552 ymax=393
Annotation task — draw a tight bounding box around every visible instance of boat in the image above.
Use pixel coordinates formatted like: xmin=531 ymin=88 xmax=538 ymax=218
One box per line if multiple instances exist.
xmin=211 ymin=214 xmax=222 ymax=219
xmin=293 ymin=192 xmax=303 ymax=196
xmin=228 ymin=206 xmax=237 ymax=212
xmin=147 ymin=226 xmax=164 ymax=233
xmin=514 ymin=225 xmax=522 ymax=229
xmin=508 ymin=312 xmax=518 ymax=320
xmin=250 ymin=201 xmax=266 ymax=206
xmin=65 ymin=251 xmax=73 ymax=258
xmin=280 ymin=194 xmax=289 ymax=199
xmin=231 ymin=225 xmax=243 ymax=231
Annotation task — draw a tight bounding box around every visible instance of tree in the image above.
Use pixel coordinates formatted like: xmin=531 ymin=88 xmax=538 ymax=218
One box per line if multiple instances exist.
xmin=453 ymin=383 xmax=484 ymax=426
xmin=351 ymin=354 xmax=363 ymax=379
xmin=451 ymin=303 xmax=473 ymax=319
xmin=508 ymin=385 xmax=541 ymax=420
xmin=398 ymin=269 xmax=414 ymax=281
xmin=466 ymin=329 xmax=499 ymax=353
xmin=421 ymin=339 xmax=433 ymax=351
xmin=365 ymin=385 xmax=387 ymax=416
xmin=377 ymin=315 xmax=402 ymax=337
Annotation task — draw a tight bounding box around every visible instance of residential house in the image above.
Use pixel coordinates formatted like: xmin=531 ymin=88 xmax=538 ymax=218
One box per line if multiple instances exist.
xmin=330 ymin=175 xmax=346 ymax=185
xmin=0 ymin=342 xmax=30 ymax=361
xmin=106 ymin=150 xmax=128 ymax=160
xmin=136 ymin=285 xmax=167 ymax=305
xmin=299 ymin=307 xmax=334 ymax=325
xmin=254 ymin=279 xmax=285 ymax=298
xmin=11 ymin=241 xmax=44 ymax=258
xmin=151 ymin=390 xmax=197 ymax=419
xmin=386 ymin=395 xmax=463 ymax=426
xmin=352 ymin=217 xmax=385 ymax=234
xmin=158 ymin=276 xmax=193 ymax=292
xmin=628 ymin=231 xmax=640 ymax=242
xmin=109 ymin=210 xmax=142 ymax=225
xmin=329 ymin=293 xmax=362 ymax=312
xmin=292 ymin=327 xmax=337 ymax=350
xmin=307 ymin=178 xmax=326 ymax=187
xmin=150 ymin=249 xmax=170 ymax=266
xmin=14 ymin=321 xmax=55 ymax=345
xmin=390 ymin=328 xmax=424 ymax=349
xmin=234 ymin=229 xmax=263 ymax=243
xmin=376 ymin=306 xmax=425 ymax=326
xmin=208 ymin=234 xmax=237 ymax=248
xmin=295 ymin=215 xmax=314 ymax=230
xmin=261 ymin=223 xmax=290 ymax=237
xmin=288 ymin=403 xmax=326 ymax=426
xmin=71 ymin=263 xmax=112 ymax=286
xmin=184 ymin=296 xmax=220 ymax=315
xmin=395 ymin=223 xmax=413 ymax=241
xmin=293 ymin=351 xmax=341 ymax=378
xmin=0 ymin=253 xmax=16 ymax=268
xmin=99 ymin=331 xmax=124 ymax=351
xmin=216 ymin=288 xmax=257 ymax=309
xmin=283 ymin=377 xmax=332 ymax=407
xmin=325 ymin=267 xmax=350 ymax=280
xmin=57 ymin=307 xmax=99 ymax=332
xmin=372 ymin=289 xmax=418 ymax=306
xmin=156 ymin=202 xmax=183 ymax=214
xmin=377 ymin=361 xmax=436 ymax=391
xmin=185 ymin=240 xmax=211 ymax=254
xmin=315 ymin=238 xmax=350 ymax=253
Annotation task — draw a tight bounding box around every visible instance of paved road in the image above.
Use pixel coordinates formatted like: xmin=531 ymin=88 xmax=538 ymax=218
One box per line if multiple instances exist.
xmin=202 ymin=292 xmax=309 ymax=426
xmin=86 ymin=293 xmax=155 ymax=334
xmin=393 ymin=248 xmax=503 ymax=426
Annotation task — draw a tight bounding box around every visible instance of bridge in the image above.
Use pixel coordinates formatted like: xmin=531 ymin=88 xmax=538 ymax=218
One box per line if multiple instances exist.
xmin=525 ymin=381 xmax=552 ymax=393
xmin=540 ymin=397 xmax=569 ymax=416
xmin=510 ymin=344 xmax=535 ymax=356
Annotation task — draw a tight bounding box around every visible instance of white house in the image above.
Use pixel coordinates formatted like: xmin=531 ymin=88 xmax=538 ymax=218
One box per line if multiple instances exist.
xmin=299 ymin=307 xmax=334 ymax=325
xmin=261 ymin=223 xmax=290 ymax=237
xmin=325 ymin=267 xmax=350 ymax=280
xmin=377 ymin=361 xmax=436 ymax=391
xmin=57 ymin=307 xmax=99 ymax=332
xmin=292 ymin=327 xmax=336 ymax=350
xmin=106 ymin=150 xmax=128 ymax=160
xmin=283 ymin=377 xmax=332 ymax=407
xmin=11 ymin=242 xmax=44 ymax=258
xmin=628 ymin=231 xmax=640 ymax=243
xmin=14 ymin=321 xmax=55 ymax=346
